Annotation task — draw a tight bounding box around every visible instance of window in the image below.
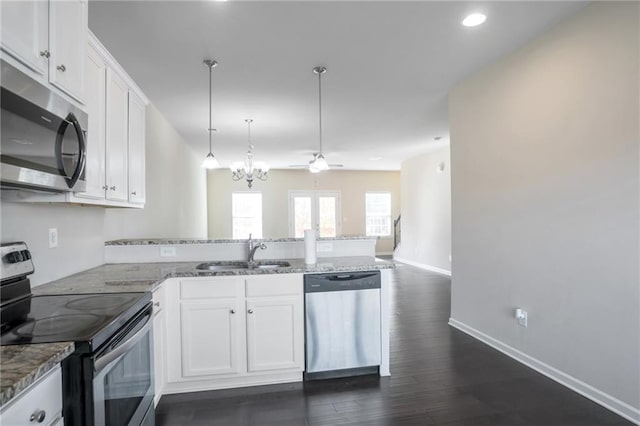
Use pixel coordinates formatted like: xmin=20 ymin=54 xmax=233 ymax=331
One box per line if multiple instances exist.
xmin=289 ymin=191 xmax=341 ymax=238
xmin=365 ymin=192 xmax=391 ymax=236
xmin=232 ymin=192 xmax=262 ymax=239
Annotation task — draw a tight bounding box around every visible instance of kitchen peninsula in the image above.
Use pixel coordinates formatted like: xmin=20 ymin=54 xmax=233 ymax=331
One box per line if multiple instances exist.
xmin=24 ymin=239 xmax=394 ymax=404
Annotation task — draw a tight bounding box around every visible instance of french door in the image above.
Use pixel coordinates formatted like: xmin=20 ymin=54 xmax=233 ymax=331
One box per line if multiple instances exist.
xmin=288 ymin=191 xmax=341 ymax=238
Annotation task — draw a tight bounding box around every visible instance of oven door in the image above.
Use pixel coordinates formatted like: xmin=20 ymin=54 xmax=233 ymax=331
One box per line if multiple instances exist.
xmin=92 ymin=305 xmax=154 ymax=426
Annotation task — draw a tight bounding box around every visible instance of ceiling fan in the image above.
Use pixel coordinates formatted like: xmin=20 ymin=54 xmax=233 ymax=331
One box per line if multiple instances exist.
xmin=289 ymin=66 xmax=343 ymax=173
xmin=289 ymin=152 xmax=344 ymax=170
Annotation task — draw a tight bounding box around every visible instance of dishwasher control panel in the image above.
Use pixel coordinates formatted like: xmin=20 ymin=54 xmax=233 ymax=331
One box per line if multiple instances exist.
xmin=304 ymin=271 xmax=381 ymax=293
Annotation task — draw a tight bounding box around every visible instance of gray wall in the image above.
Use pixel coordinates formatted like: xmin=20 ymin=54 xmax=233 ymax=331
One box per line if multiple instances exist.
xmin=104 ymin=104 xmax=208 ymax=240
xmin=395 ymin=146 xmax=451 ymax=272
xmin=450 ymin=1 xmax=639 ymax=412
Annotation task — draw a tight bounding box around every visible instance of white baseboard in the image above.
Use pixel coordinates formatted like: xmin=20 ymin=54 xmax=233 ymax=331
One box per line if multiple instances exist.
xmin=448 ymin=318 xmax=640 ymax=425
xmin=393 ymin=257 xmax=452 ymax=276
xmin=376 ymin=251 xmax=394 ymax=256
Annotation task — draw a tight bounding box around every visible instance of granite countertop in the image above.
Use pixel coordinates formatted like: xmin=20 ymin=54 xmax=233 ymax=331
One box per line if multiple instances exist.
xmin=32 ymin=256 xmax=395 ymax=295
xmin=105 ymin=236 xmax=378 ymax=245
xmin=0 ymin=342 xmax=75 ymax=408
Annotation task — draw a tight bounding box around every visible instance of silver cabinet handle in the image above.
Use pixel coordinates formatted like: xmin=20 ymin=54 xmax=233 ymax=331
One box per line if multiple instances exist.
xmin=56 ymin=64 xmax=66 ymax=72
xmin=109 ymin=186 xmax=116 ymax=191
xmin=39 ymin=50 xmax=50 ymax=58
xmin=230 ymin=309 xmax=236 ymax=314
xmin=131 ymin=191 xmax=137 ymax=195
xmin=102 ymin=185 xmax=108 ymax=190
xmin=30 ymin=409 xmax=46 ymax=423
xmin=248 ymin=309 xmax=254 ymax=314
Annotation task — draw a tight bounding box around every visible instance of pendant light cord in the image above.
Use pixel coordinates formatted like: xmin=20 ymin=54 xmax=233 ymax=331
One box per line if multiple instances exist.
xmin=318 ymin=71 xmax=323 ymax=155
xmin=208 ymin=63 xmax=213 ymax=154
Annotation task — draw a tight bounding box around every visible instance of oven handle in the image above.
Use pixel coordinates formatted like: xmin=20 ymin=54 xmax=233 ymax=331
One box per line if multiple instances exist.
xmin=94 ymin=313 xmax=152 ymax=375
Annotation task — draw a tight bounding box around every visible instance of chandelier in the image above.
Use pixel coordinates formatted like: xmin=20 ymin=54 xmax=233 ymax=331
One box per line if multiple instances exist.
xmin=229 ymin=119 xmax=269 ymax=188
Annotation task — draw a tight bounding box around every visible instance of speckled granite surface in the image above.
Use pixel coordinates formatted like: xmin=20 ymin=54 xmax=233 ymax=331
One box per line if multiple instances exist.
xmin=106 ymin=236 xmax=377 ymax=245
xmin=0 ymin=342 xmax=74 ymax=407
xmin=32 ymin=256 xmax=394 ymax=295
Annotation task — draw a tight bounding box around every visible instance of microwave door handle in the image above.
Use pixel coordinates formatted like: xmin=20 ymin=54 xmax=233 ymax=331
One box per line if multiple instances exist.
xmin=67 ymin=113 xmax=86 ymax=188
xmin=55 ymin=113 xmax=87 ymax=188
xmin=94 ymin=314 xmax=152 ymax=375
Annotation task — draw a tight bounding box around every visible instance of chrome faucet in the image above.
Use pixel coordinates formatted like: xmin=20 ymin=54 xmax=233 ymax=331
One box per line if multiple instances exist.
xmin=247 ymin=233 xmax=266 ymax=264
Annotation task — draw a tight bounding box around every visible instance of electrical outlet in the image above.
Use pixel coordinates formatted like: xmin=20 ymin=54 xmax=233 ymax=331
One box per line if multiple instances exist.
xmin=48 ymin=228 xmax=58 ymax=248
xmin=515 ymin=308 xmax=528 ymax=327
xmin=317 ymin=242 xmax=333 ymax=253
xmin=160 ymin=246 xmax=176 ymax=257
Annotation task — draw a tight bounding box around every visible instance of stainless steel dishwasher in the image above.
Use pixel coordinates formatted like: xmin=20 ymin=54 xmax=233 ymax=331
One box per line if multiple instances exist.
xmin=304 ymin=271 xmax=381 ymax=379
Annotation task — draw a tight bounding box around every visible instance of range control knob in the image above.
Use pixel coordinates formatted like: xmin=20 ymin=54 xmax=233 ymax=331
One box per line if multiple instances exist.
xmin=4 ymin=251 xmax=23 ymax=264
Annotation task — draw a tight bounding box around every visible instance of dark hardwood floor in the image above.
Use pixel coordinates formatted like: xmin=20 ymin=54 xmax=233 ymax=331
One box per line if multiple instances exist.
xmin=156 ymin=263 xmax=633 ymax=425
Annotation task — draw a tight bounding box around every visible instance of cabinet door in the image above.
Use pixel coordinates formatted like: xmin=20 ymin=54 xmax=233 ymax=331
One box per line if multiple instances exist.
xmin=0 ymin=0 xmax=48 ymax=75
xmin=128 ymin=91 xmax=146 ymax=204
xmin=75 ymin=44 xmax=106 ymax=200
xmin=48 ymin=0 xmax=87 ymax=101
xmin=180 ymin=300 xmax=243 ymax=377
xmin=105 ymin=68 xmax=129 ymax=202
xmin=246 ymin=296 xmax=304 ymax=372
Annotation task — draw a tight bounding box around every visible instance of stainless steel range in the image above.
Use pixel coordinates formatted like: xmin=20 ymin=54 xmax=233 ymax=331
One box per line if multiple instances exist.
xmin=0 ymin=242 xmax=155 ymax=426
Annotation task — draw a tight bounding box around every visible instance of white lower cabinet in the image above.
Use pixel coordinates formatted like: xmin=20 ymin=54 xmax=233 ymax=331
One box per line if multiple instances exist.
xmin=0 ymin=365 xmax=63 ymax=426
xmin=163 ymin=274 xmax=304 ymax=394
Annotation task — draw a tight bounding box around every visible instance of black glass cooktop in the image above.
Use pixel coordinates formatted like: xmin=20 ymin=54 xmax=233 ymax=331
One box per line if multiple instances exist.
xmin=0 ymin=292 xmax=151 ymax=352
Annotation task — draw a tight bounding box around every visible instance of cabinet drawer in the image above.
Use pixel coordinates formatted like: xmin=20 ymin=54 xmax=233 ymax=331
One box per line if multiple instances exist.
xmin=180 ymin=278 xmax=240 ymax=300
xmin=0 ymin=366 xmax=62 ymax=426
xmin=246 ymin=275 xmax=302 ymax=297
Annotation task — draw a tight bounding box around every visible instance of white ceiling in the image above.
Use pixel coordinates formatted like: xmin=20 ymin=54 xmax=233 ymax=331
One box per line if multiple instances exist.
xmin=89 ymin=1 xmax=585 ymax=171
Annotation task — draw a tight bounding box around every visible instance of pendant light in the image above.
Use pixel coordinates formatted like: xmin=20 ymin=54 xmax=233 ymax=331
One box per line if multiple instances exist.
xmin=201 ymin=59 xmax=220 ymax=169
xmin=309 ymin=66 xmax=330 ymax=173
xmin=230 ymin=119 xmax=269 ymax=188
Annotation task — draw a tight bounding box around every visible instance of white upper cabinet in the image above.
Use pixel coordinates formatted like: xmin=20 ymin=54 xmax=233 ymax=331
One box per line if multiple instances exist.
xmin=128 ymin=91 xmax=146 ymax=204
xmin=48 ymin=0 xmax=87 ymax=101
xmin=76 ymin=44 xmax=107 ymax=200
xmin=0 ymin=0 xmax=87 ymax=103
xmin=105 ymin=68 xmax=129 ymax=202
xmin=0 ymin=0 xmax=49 ymax=75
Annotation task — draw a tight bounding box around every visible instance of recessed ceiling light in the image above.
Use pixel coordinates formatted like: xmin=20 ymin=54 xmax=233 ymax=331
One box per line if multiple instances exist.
xmin=368 ymin=156 xmax=383 ymax=161
xmin=462 ymin=13 xmax=486 ymax=27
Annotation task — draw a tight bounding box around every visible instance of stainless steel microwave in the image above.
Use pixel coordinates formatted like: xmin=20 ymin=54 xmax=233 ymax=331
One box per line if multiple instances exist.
xmin=1 ymin=60 xmax=87 ymax=192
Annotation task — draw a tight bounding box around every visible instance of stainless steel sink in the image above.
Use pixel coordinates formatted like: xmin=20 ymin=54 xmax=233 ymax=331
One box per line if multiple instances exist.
xmin=196 ymin=261 xmax=291 ymax=271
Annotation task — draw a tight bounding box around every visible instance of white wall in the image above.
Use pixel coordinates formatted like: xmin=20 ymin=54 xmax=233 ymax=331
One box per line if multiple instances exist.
xmin=395 ymin=146 xmax=451 ymax=273
xmin=104 ymin=104 xmax=208 ymax=240
xmin=449 ymin=2 xmax=639 ymax=420
xmin=0 ymin=203 xmax=105 ymax=286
